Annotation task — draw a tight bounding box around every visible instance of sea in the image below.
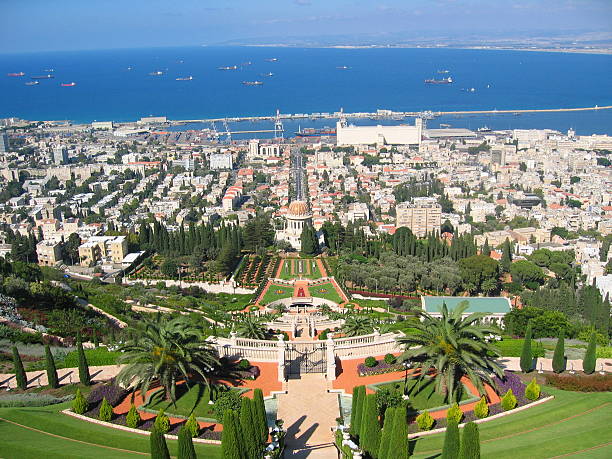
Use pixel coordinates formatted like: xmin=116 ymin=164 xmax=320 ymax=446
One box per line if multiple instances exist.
xmin=1 ymin=46 xmax=612 ymax=136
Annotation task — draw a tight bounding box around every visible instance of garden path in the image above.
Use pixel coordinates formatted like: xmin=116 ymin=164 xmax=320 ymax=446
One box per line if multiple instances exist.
xmin=276 ymin=373 xmax=338 ymax=458
xmin=0 ymin=365 xmax=125 ymax=390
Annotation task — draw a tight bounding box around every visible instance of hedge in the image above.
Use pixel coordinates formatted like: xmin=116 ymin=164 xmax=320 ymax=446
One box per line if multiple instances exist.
xmin=543 ymin=373 xmax=612 ymax=392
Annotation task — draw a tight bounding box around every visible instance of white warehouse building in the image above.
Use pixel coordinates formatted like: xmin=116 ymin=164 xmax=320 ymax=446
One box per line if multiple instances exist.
xmin=336 ymin=118 xmax=422 ymax=147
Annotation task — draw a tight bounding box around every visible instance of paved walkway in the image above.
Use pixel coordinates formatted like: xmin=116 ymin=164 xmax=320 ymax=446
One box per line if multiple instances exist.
xmin=0 ymin=365 xmax=125 ymax=390
xmin=277 ymin=374 xmax=338 ymax=458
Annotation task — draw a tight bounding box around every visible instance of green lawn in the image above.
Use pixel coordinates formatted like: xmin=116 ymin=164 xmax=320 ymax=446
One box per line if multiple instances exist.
xmin=277 ymin=259 xmax=322 ymax=280
xmin=373 ymin=378 xmax=470 ymax=412
xmin=495 ymin=339 xmax=545 ymax=358
xmin=260 ymin=284 xmax=294 ymax=305
xmin=410 ymin=386 xmax=612 ymax=459
xmin=310 ymin=282 xmax=344 ymax=304
xmin=0 ymin=402 xmax=221 ymax=459
xmin=144 ymin=384 xmax=223 ymax=419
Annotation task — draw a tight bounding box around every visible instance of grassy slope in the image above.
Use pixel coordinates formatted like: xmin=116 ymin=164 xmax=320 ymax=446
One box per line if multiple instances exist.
xmin=410 ymin=386 xmax=612 ymax=459
xmin=0 ymin=402 xmax=221 ymax=459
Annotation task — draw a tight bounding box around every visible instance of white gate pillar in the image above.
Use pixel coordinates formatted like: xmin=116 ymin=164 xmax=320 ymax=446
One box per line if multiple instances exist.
xmin=326 ymin=336 xmax=336 ymax=381
xmin=277 ymin=334 xmax=286 ymax=382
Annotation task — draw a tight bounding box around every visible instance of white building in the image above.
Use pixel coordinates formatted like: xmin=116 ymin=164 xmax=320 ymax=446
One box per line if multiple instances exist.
xmin=210 ymin=153 xmax=233 ymax=170
xmin=276 ymin=200 xmax=313 ymax=251
xmin=336 ymin=119 xmax=422 ymax=147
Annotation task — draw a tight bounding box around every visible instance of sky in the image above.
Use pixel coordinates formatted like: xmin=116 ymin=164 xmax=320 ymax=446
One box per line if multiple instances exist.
xmin=1 ymin=0 xmax=611 ymax=53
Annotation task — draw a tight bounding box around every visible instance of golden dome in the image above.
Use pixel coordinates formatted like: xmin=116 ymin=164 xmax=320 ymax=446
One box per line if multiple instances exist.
xmin=288 ymin=200 xmax=309 ymax=216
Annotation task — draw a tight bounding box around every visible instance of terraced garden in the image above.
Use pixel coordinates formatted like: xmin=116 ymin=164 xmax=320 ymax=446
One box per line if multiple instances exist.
xmin=277 ymin=258 xmax=322 ymax=280
xmin=259 ymin=284 xmax=294 ymax=305
xmin=235 ymin=254 xmax=280 ymax=287
xmin=309 ymin=282 xmax=344 ymax=304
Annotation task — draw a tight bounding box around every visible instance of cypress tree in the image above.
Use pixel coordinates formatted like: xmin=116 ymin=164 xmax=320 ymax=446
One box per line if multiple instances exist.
xmin=390 ymin=405 xmax=409 ymax=459
xmin=76 ymin=332 xmax=91 ymax=385
xmin=150 ymin=425 xmax=171 ymax=459
xmin=177 ymin=425 xmax=197 ymax=459
xmin=552 ymin=332 xmax=566 ymax=374
xmin=221 ymin=410 xmax=244 ymax=459
xmin=252 ymin=388 xmax=268 ymax=443
xmin=240 ymin=397 xmax=259 ymax=459
xmin=520 ymin=324 xmax=533 ymax=373
xmin=45 ymin=344 xmax=59 ymax=389
xmin=352 ymin=385 xmax=365 ymax=438
xmin=12 ymin=346 xmax=27 ymax=390
xmin=582 ymin=332 xmax=597 ymax=374
xmin=378 ymin=407 xmax=396 ymax=459
xmin=441 ymin=420 xmax=460 ymax=459
xmin=359 ymin=394 xmax=381 ymax=458
xmin=458 ymin=422 xmax=480 ymax=459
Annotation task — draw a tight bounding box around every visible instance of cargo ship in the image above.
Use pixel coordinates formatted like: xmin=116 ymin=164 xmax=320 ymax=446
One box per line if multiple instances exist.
xmin=337 ymin=65 xmax=350 ymax=70
xmin=425 ymin=76 xmax=453 ymax=84
xmin=218 ymin=65 xmax=237 ymax=70
xmin=25 ymin=81 xmax=39 ymax=86
xmin=242 ymin=81 xmax=263 ymax=86
xmin=7 ymin=72 xmax=25 ymax=77
xmin=176 ymin=76 xmax=193 ymax=81
xmin=31 ymin=74 xmax=54 ymax=79
xmin=61 ymin=82 xmax=76 ymax=87
xmin=295 ymin=126 xmax=336 ymax=137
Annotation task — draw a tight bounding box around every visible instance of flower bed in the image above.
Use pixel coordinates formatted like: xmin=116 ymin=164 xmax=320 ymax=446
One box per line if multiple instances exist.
xmin=357 ymin=359 xmax=404 ymax=377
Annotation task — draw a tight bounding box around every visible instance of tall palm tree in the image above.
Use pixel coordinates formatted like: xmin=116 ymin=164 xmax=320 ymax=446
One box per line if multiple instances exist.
xmin=235 ymin=314 xmax=266 ymax=340
xmin=116 ymin=314 xmax=219 ymax=402
xmin=396 ymin=301 xmax=503 ymax=403
xmin=342 ymin=315 xmax=375 ymax=337
xmin=481 ymin=278 xmax=497 ymax=296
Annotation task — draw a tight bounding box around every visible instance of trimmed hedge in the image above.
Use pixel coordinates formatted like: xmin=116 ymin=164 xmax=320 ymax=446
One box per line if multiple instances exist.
xmin=543 ymin=373 xmax=612 ymax=392
xmin=501 ymin=389 xmax=517 ymax=411
xmin=416 ymin=411 xmax=435 ymax=431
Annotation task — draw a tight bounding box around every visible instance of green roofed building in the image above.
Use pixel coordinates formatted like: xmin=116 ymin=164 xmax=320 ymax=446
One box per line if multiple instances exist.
xmin=421 ymin=296 xmax=511 ymax=326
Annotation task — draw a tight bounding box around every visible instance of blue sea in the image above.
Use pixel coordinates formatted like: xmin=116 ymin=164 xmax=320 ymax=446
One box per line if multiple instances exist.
xmin=1 ymin=46 xmax=611 ymax=135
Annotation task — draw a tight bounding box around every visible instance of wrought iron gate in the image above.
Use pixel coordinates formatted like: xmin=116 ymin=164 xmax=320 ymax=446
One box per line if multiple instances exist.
xmin=285 ymin=342 xmax=327 ymax=376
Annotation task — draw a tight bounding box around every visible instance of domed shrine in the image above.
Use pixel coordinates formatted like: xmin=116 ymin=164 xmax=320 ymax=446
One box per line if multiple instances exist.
xmin=276 ymin=200 xmax=313 ymax=251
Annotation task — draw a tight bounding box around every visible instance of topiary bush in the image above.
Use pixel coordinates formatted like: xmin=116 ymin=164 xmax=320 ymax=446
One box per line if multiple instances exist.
xmin=98 ymin=397 xmax=113 ymax=422
xmin=524 ymin=378 xmax=541 ymax=401
xmin=384 ymin=353 xmax=397 ymax=364
xmin=237 ymin=359 xmax=251 ymax=370
xmin=185 ymin=412 xmax=200 ymax=438
xmin=446 ymin=402 xmax=463 ymax=424
xmin=416 ymin=411 xmax=435 ymax=431
xmin=441 ymin=420 xmax=460 ymax=459
xmin=72 ymin=388 xmax=88 ymax=414
xmin=582 ymin=333 xmax=597 ymax=375
xmin=154 ymin=409 xmax=170 ymax=434
xmin=364 ymin=356 xmax=378 ymax=368
xmin=501 ymin=389 xmax=517 ymax=411
xmin=126 ymin=403 xmax=141 ymax=428
xmin=473 ymin=396 xmax=489 ymax=419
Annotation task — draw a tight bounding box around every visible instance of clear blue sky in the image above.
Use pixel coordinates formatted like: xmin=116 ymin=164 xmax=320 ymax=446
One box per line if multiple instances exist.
xmin=1 ymin=0 xmax=611 ymax=53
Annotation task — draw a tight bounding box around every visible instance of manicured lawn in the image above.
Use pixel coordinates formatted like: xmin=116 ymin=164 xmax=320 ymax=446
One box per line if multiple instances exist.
xmin=144 ymin=383 xmax=231 ymax=419
xmin=278 ymin=259 xmax=322 ymax=280
xmin=410 ymin=386 xmax=612 ymax=459
xmin=496 ymin=339 xmax=545 ymax=358
xmin=354 ymin=298 xmax=389 ymax=310
xmin=260 ymin=284 xmax=294 ymax=305
xmin=374 ymin=378 xmax=470 ymax=411
xmin=0 ymin=402 xmax=221 ymax=458
xmin=310 ymin=282 xmax=343 ymax=304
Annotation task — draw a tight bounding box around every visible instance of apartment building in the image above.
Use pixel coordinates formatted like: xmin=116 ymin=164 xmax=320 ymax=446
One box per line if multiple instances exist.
xmin=36 ymin=240 xmax=63 ymax=266
xmin=396 ymin=197 xmax=441 ymax=237
xmin=78 ymin=235 xmax=128 ymax=267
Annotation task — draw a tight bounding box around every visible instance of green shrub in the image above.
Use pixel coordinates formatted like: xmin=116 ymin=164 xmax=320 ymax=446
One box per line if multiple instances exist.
xmin=154 ymin=409 xmax=170 ymax=434
xmin=364 ymin=356 xmax=378 ymax=368
xmin=441 ymin=420 xmax=460 ymax=459
xmin=98 ymin=397 xmax=113 ymax=422
xmin=446 ymin=403 xmax=463 ymax=424
xmin=390 ymin=406 xmax=410 ymax=459
xmin=221 ymin=410 xmax=244 ymax=459
xmin=45 ymin=345 xmax=59 ymax=389
xmin=76 ymin=334 xmax=91 ymax=386
xmin=416 ymin=410 xmax=435 ymax=431
xmin=473 ymin=396 xmax=489 ymax=419
xmin=595 ymin=346 xmax=612 ymax=359
xmin=378 ymin=406 xmax=396 ymax=459
xmin=359 ymin=394 xmax=381 ymax=458
xmin=552 ymin=333 xmax=566 ymax=374
xmin=237 ymin=359 xmax=251 ymax=370
xmin=177 ymin=424 xmax=197 ymax=459
xmin=72 ymin=388 xmax=88 ymax=414
xmin=459 ymin=422 xmax=480 ymax=459
xmin=351 ymin=385 xmax=365 ymax=437
xmin=185 ymin=412 xmax=199 ymax=437
xmin=524 ymin=378 xmax=541 ymax=401
xmin=375 ymin=387 xmax=403 ymax=417
xmin=126 ymin=403 xmax=140 ymax=428
xmin=543 ymin=373 xmax=612 ymax=392
xmin=150 ymin=425 xmax=170 ymax=459
xmin=501 ymin=389 xmax=517 ymax=411
xmin=520 ymin=324 xmax=534 ymax=373
xmin=583 ymin=333 xmax=597 ymax=375
xmin=384 ymin=353 xmax=397 ymax=364
xmin=12 ymin=346 xmax=27 ymax=390
xmin=212 ymin=390 xmax=242 ymax=422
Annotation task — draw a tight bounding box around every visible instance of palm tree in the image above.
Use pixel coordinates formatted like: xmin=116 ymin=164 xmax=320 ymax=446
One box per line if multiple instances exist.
xmin=342 ymin=315 xmax=375 ymax=337
xmin=481 ymin=278 xmax=497 ymax=296
xmin=116 ymin=314 xmax=219 ymax=402
xmin=235 ymin=314 xmax=266 ymax=340
xmin=396 ymin=301 xmax=503 ymax=403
